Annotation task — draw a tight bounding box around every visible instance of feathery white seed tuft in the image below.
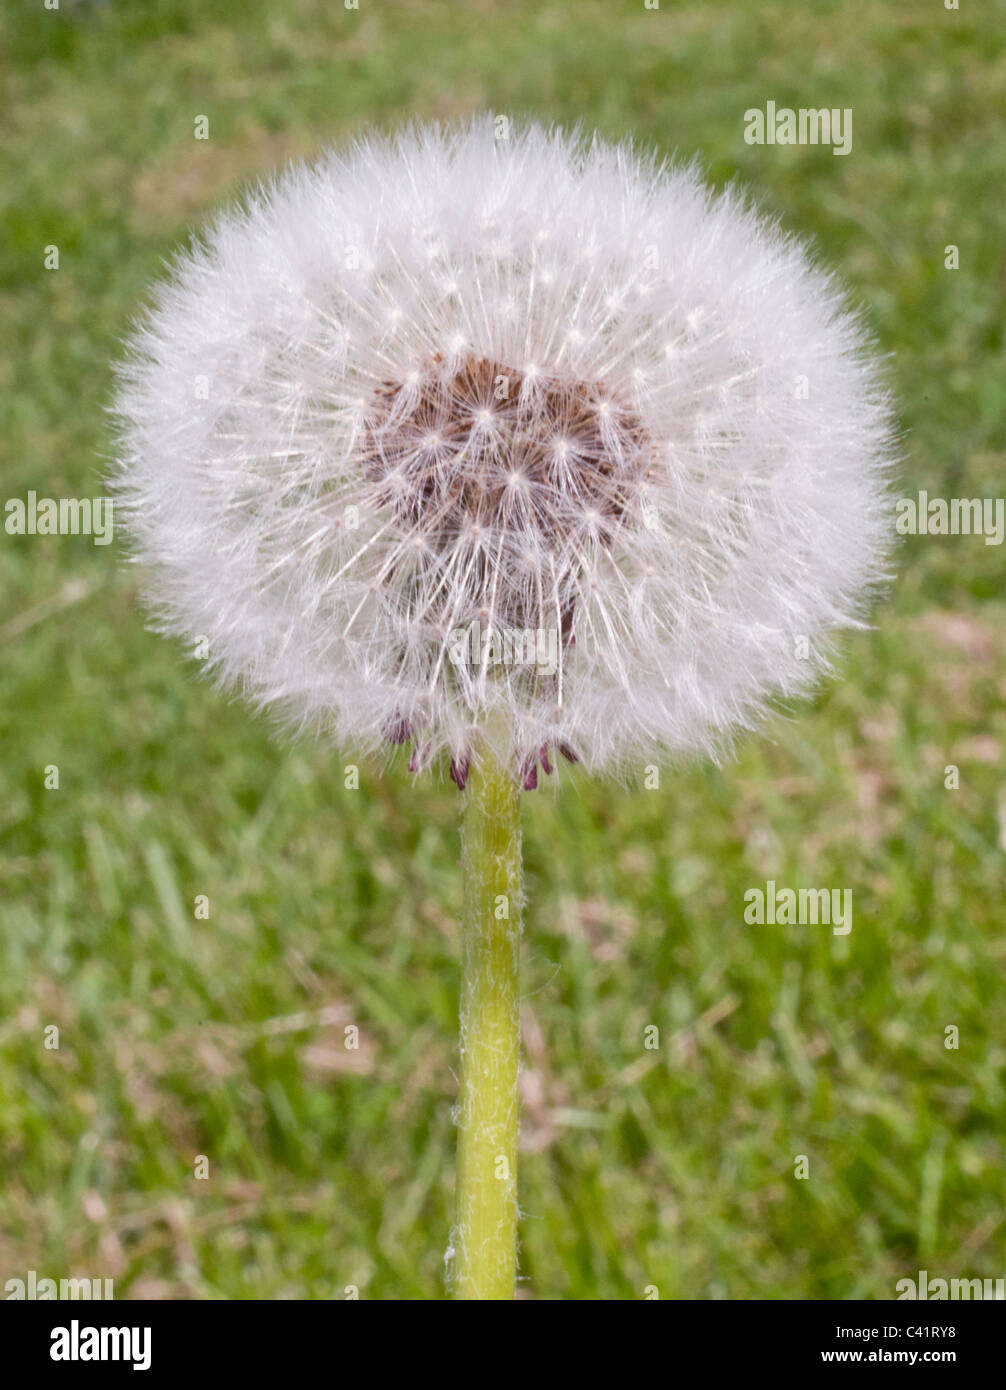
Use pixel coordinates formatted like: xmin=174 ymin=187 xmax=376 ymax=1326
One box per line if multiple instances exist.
xmin=111 ymin=118 xmax=897 ymax=784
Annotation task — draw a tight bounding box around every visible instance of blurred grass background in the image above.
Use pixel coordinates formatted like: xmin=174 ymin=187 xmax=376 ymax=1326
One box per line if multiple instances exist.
xmin=1 ymin=0 xmax=1004 ymax=1300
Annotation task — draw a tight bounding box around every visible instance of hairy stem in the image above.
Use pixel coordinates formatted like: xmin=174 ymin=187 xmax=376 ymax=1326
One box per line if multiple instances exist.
xmin=452 ymin=750 xmax=522 ymax=1300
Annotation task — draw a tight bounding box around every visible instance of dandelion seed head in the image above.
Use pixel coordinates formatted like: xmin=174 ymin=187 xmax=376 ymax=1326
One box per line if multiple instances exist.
xmin=112 ymin=118 xmax=896 ymax=781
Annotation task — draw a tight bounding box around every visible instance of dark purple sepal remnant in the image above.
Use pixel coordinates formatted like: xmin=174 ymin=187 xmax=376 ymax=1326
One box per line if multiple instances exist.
xmin=558 ymin=742 xmax=579 ymax=764
xmin=520 ymin=755 xmax=538 ymax=791
xmin=538 ymin=745 xmax=553 ymax=776
xmin=449 ymin=754 xmax=471 ymax=791
xmin=408 ymin=742 xmax=431 ymax=774
xmin=385 ymin=716 xmax=413 ymax=746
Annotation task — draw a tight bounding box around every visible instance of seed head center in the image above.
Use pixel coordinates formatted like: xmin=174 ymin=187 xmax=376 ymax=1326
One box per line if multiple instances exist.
xmin=363 ymin=354 xmax=649 ymax=545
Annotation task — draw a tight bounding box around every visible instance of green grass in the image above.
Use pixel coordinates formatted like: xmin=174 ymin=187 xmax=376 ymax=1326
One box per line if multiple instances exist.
xmin=1 ymin=0 xmax=1004 ymax=1299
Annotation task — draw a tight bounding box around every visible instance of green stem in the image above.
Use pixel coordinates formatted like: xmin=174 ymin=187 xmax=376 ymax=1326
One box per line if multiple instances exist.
xmin=452 ymin=749 xmax=522 ymax=1300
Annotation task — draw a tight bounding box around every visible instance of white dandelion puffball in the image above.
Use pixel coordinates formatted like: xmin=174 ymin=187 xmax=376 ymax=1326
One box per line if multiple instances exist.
xmin=113 ymin=119 xmax=895 ymax=788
